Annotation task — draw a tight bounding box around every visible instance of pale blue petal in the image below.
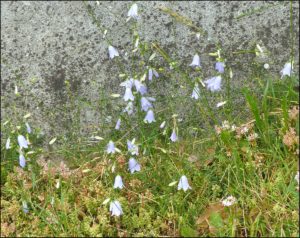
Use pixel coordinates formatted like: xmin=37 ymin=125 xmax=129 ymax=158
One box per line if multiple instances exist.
xmin=204 ymin=76 xmax=222 ymax=92
xmin=189 ymin=54 xmax=201 ymax=67
xmin=106 ymin=141 xmax=116 ymax=154
xmin=141 ymin=97 xmax=153 ymax=112
xmin=148 ymin=69 xmax=153 ymax=81
xmin=170 ymin=129 xmax=178 ymax=142
xmin=178 ymin=175 xmax=191 ymax=191
xmin=120 ymin=78 xmax=134 ymax=88
xmin=134 ymin=80 xmax=147 ymax=95
xmin=127 ymin=3 xmax=138 ymax=19
xmin=19 ymin=154 xmax=26 ymax=168
xmin=115 ymin=118 xmax=121 ymax=130
xmin=144 ymin=110 xmax=155 ymax=123
xmin=108 ymin=46 xmax=119 ymax=59
xmin=128 ymin=158 xmax=141 ymax=173
xmin=113 ymin=175 xmax=124 ymax=189
xmin=123 ymin=87 xmax=135 ymax=101
xmin=191 ymin=84 xmax=200 ymax=99
xmin=215 ymin=62 xmax=225 ymax=73
xmin=18 ymin=135 xmax=28 ymax=149
xmin=280 ymin=62 xmax=293 ymax=78
xmin=110 ymin=200 xmax=123 ymax=216
xmin=22 ymin=201 xmax=29 ymax=214
xmin=25 ymin=123 xmax=32 ymax=134
xmin=127 ymin=139 xmax=139 ymax=155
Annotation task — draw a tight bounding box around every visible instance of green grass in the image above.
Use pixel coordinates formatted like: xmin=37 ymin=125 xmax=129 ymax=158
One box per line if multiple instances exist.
xmin=1 ymin=75 xmax=299 ymax=237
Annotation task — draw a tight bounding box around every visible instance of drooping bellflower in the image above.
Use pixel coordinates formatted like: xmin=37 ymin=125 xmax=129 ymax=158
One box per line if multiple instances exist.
xmin=204 ymin=76 xmax=222 ymax=92
xmin=128 ymin=158 xmax=141 ymax=173
xmin=106 ymin=140 xmax=116 ymax=154
xmin=127 ymin=3 xmax=138 ymax=20
xmin=108 ymin=45 xmax=119 ymax=59
xmin=18 ymin=135 xmax=28 ymax=149
xmin=189 ymin=54 xmax=201 ymax=67
xmin=170 ymin=129 xmax=178 ymax=142
xmin=148 ymin=68 xmax=159 ymax=81
xmin=19 ymin=154 xmax=26 ymax=168
xmin=141 ymin=97 xmax=154 ymax=112
xmin=110 ymin=200 xmax=123 ymax=216
xmin=215 ymin=62 xmax=225 ymax=73
xmin=120 ymin=78 xmax=134 ymax=88
xmin=178 ymin=175 xmax=192 ymax=191
xmin=127 ymin=139 xmax=139 ymax=155
xmin=123 ymin=87 xmax=135 ymax=101
xmin=191 ymin=83 xmax=200 ymax=99
xmin=134 ymin=80 xmax=147 ymax=95
xmin=113 ymin=175 xmax=124 ymax=189
xmin=144 ymin=110 xmax=156 ymax=123
xmin=280 ymin=62 xmax=293 ymax=78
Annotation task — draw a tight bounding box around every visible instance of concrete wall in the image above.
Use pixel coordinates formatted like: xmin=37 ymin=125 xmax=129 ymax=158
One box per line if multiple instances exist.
xmin=1 ymin=1 xmax=299 ymax=140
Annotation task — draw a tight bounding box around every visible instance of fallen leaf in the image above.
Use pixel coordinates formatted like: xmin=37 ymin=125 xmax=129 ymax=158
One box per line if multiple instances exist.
xmin=188 ymin=155 xmax=198 ymax=163
xmin=196 ymin=203 xmax=224 ymax=225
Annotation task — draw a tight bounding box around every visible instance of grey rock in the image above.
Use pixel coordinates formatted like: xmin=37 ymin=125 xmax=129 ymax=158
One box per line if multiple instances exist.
xmin=1 ymin=1 xmax=299 ymax=142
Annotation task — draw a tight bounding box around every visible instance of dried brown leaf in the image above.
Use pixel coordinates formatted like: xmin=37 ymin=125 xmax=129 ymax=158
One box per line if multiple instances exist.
xmin=196 ymin=203 xmax=225 ymax=225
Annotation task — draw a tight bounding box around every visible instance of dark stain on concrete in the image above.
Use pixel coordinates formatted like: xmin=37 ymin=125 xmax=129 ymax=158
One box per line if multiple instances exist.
xmin=45 ymin=66 xmax=66 ymax=92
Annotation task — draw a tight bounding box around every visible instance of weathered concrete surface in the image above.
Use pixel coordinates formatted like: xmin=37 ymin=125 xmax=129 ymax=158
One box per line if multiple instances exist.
xmin=1 ymin=1 xmax=299 ymax=140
